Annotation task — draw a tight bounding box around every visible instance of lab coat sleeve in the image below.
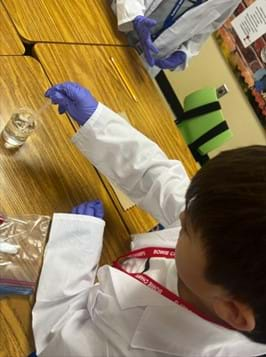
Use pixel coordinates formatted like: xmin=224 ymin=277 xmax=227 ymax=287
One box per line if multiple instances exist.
xmin=32 ymin=213 xmax=105 ymax=354
xmin=176 ymin=22 xmax=224 ymax=69
xmin=112 ymin=0 xmax=146 ymax=32
xmin=72 ymin=104 xmax=190 ymax=227
xmin=161 ymin=27 xmax=217 ymax=72
xmin=155 ymin=0 xmax=241 ymax=70
xmin=174 ymin=33 xmax=210 ymax=71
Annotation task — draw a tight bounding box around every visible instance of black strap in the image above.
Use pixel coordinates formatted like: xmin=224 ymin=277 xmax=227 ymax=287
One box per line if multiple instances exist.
xmin=177 ymin=101 xmax=221 ymax=123
xmin=189 ymin=121 xmax=229 ymax=162
xmin=197 ymin=154 xmax=210 ymax=166
xmin=155 ymin=71 xmax=184 ymax=119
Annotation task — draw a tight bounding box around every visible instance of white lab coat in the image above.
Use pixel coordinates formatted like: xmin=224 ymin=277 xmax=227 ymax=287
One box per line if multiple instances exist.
xmin=33 ymin=104 xmax=266 ymax=356
xmin=111 ymin=0 xmax=241 ymax=71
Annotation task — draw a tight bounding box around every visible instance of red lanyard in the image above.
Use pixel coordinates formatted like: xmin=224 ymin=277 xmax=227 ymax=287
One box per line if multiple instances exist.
xmin=113 ymin=247 xmax=229 ymax=328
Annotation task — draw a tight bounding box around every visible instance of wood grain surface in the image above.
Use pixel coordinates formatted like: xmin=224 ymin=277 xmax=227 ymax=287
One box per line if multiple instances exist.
xmin=34 ymin=43 xmax=198 ymax=234
xmin=0 ymin=56 xmax=131 ymax=357
xmin=2 ymin=0 xmax=126 ymax=45
xmin=0 ymin=2 xmax=24 ymax=55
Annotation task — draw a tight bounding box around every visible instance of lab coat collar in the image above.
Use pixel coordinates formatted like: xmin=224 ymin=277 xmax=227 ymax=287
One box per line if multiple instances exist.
xmin=102 ymin=266 xmax=266 ymax=357
xmin=131 ymin=226 xmax=181 ymax=250
xmin=100 ymin=266 xmax=174 ymax=309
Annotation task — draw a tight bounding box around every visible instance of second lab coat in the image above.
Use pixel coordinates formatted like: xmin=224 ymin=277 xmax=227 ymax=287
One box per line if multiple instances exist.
xmin=111 ymin=0 xmax=241 ymax=70
xmin=32 ymin=104 xmax=266 ymax=356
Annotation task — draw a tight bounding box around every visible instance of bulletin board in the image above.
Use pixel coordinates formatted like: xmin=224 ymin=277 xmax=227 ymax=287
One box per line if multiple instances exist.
xmin=215 ymin=0 xmax=266 ymax=127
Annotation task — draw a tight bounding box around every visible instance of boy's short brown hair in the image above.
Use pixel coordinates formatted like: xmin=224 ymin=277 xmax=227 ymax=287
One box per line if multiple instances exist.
xmin=185 ymin=146 xmax=266 ymax=343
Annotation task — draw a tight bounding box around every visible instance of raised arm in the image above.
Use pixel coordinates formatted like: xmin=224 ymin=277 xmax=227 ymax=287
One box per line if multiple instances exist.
xmin=46 ymin=82 xmax=190 ymax=227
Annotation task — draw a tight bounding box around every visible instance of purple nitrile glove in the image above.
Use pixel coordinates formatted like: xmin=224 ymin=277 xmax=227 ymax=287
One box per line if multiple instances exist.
xmin=133 ymin=15 xmax=159 ymax=67
xmin=71 ymin=200 xmax=104 ymax=219
xmin=45 ymin=82 xmax=98 ymax=125
xmin=154 ymin=50 xmax=187 ymax=70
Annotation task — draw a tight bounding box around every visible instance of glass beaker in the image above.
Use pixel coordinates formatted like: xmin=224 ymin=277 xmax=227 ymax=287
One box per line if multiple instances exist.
xmin=2 ymin=108 xmax=36 ymax=149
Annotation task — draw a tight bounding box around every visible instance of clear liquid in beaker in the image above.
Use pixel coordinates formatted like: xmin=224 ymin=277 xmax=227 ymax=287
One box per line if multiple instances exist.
xmin=2 ymin=108 xmax=36 ymax=149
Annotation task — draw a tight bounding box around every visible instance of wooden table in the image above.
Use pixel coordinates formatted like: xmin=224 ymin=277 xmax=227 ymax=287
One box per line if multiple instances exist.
xmin=0 ymin=56 xmax=131 ymax=357
xmin=0 ymin=2 xmax=24 ymax=55
xmin=2 ymin=0 xmax=125 ymax=45
xmin=34 ymin=43 xmax=198 ymax=235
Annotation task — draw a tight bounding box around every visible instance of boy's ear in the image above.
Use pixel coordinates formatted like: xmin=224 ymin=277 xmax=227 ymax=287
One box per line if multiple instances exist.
xmin=213 ymin=298 xmax=255 ymax=332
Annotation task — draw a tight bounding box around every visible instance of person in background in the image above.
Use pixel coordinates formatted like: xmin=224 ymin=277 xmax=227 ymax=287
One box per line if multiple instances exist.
xmin=111 ymin=0 xmax=241 ymax=73
xmin=32 ymin=82 xmax=266 ymax=357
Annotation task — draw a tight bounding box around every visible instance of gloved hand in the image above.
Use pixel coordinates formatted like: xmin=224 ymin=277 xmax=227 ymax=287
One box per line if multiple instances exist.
xmin=154 ymin=50 xmax=187 ymax=70
xmin=133 ymin=15 xmax=159 ymax=66
xmin=45 ymin=82 xmax=98 ymax=125
xmin=71 ymin=200 xmax=104 ymax=219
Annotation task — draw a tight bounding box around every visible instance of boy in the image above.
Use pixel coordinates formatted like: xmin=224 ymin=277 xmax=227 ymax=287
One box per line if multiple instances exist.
xmin=33 ymin=82 xmax=266 ymax=356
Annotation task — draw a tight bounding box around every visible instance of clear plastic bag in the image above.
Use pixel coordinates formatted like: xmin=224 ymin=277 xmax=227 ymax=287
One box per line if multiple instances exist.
xmin=0 ymin=214 xmax=50 ymax=296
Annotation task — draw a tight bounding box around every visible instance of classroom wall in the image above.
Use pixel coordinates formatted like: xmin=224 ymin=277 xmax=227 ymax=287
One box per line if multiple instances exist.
xmin=164 ymin=36 xmax=266 ymax=157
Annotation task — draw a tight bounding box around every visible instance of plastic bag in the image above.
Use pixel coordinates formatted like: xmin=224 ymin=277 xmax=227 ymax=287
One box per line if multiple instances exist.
xmin=0 ymin=213 xmax=50 ymax=296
